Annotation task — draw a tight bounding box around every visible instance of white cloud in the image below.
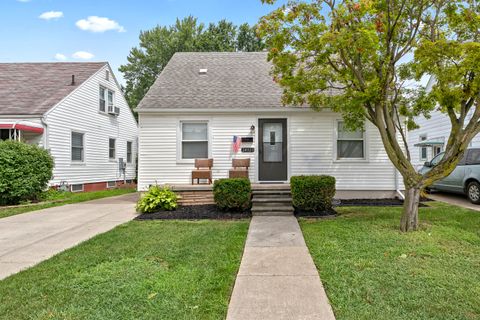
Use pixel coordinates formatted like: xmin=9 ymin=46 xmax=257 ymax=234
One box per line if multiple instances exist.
xmin=72 ymin=51 xmax=94 ymax=60
xmin=75 ymin=16 xmax=125 ymax=33
xmin=17 ymin=0 xmax=31 ymax=2
xmin=54 ymin=53 xmax=67 ymax=61
xmin=39 ymin=11 xmax=64 ymax=20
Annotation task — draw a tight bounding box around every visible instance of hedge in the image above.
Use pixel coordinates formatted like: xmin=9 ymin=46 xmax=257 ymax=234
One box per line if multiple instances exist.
xmin=213 ymin=178 xmax=252 ymax=211
xmin=0 ymin=140 xmax=54 ymax=205
xmin=290 ymin=175 xmax=336 ymax=212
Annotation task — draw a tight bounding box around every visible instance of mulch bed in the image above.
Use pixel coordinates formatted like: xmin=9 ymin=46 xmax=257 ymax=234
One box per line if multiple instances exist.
xmin=135 ymin=204 xmax=251 ymax=220
xmin=335 ymin=198 xmax=431 ymax=207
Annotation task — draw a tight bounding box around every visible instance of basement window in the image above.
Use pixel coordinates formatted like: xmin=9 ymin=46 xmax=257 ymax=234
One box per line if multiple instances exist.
xmin=106 ymin=181 xmax=117 ymax=188
xmin=71 ymin=184 xmax=84 ymax=192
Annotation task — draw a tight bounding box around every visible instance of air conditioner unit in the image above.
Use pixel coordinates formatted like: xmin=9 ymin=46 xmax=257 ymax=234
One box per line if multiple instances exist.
xmin=114 ymin=107 xmax=120 ymax=115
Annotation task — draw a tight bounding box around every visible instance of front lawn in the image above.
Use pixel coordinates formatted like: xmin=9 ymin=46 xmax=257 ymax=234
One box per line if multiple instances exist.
xmin=300 ymin=202 xmax=480 ymax=320
xmin=0 ymin=187 xmax=136 ymax=219
xmin=0 ymin=219 xmax=249 ymax=319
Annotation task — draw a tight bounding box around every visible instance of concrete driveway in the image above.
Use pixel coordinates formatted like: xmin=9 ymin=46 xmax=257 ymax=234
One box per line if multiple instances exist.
xmin=0 ymin=193 xmax=138 ymax=280
xmin=428 ymin=191 xmax=480 ymax=212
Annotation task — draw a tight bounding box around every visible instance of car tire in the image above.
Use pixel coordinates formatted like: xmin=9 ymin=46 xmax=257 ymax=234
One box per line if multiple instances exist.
xmin=466 ymin=181 xmax=480 ymax=204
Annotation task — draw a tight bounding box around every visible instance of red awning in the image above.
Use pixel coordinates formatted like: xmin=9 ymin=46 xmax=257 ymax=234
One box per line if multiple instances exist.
xmin=0 ymin=123 xmax=44 ymax=134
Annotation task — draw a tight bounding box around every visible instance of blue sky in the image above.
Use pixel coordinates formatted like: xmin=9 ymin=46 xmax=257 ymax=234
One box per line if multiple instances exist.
xmin=0 ymin=0 xmax=287 ymax=83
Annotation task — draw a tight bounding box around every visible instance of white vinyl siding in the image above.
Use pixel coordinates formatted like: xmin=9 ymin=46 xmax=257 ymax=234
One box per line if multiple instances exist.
xmin=45 ymin=64 xmax=138 ymax=186
xmin=180 ymin=121 xmax=208 ymax=159
xmin=138 ymin=111 xmax=401 ymax=191
xmin=71 ymin=132 xmax=84 ymax=162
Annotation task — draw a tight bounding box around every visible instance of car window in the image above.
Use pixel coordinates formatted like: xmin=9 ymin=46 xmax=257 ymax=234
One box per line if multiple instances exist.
xmin=430 ymin=152 xmax=444 ymax=166
xmin=467 ymin=149 xmax=480 ymax=165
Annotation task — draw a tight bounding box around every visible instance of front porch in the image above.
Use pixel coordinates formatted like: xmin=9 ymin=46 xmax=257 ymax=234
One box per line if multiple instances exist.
xmin=0 ymin=120 xmax=44 ymax=145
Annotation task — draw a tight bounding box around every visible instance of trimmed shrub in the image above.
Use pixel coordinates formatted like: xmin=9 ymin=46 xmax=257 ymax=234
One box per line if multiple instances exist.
xmin=213 ymin=178 xmax=252 ymax=211
xmin=136 ymin=185 xmax=178 ymax=213
xmin=0 ymin=140 xmax=54 ymax=205
xmin=290 ymin=175 xmax=336 ymax=212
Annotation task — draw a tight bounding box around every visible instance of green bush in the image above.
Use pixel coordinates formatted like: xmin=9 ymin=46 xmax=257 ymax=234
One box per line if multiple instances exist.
xmin=290 ymin=175 xmax=336 ymax=212
xmin=213 ymin=178 xmax=252 ymax=211
xmin=0 ymin=140 xmax=54 ymax=205
xmin=136 ymin=185 xmax=178 ymax=213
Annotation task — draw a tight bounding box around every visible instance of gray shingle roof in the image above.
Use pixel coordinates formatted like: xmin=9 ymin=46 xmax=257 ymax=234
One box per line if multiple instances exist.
xmin=0 ymin=62 xmax=107 ymax=116
xmin=138 ymin=52 xmax=292 ymax=110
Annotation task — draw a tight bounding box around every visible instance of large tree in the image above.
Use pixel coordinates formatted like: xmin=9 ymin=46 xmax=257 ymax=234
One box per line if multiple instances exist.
xmin=258 ymin=0 xmax=480 ymax=231
xmin=120 ymin=16 xmax=265 ymax=111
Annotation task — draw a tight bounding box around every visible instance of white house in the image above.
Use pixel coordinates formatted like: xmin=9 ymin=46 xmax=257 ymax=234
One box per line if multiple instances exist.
xmin=137 ymin=52 xmax=403 ymax=199
xmin=0 ymin=62 xmax=138 ymax=192
xmin=407 ymin=77 xmax=480 ymax=170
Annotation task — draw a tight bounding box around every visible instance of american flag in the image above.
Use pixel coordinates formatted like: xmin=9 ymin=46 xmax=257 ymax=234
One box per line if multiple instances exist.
xmin=232 ymin=136 xmax=241 ymax=153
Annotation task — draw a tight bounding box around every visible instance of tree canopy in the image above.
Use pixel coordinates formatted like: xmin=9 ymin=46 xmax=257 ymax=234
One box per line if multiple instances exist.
xmin=120 ymin=16 xmax=265 ymax=110
xmin=259 ymin=0 xmax=480 ymax=231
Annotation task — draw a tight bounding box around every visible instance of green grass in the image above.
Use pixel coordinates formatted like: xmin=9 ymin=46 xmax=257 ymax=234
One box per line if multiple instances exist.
xmin=0 ymin=188 xmax=136 ymax=219
xmin=300 ymin=202 xmax=480 ymax=320
xmin=0 ymin=219 xmax=249 ymax=320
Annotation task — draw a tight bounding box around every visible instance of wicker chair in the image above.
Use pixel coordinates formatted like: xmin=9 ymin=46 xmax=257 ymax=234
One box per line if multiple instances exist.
xmin=229 ymin=158 xmax=250 ymax=179
xmin=191 ymin=159 xmax=213 ymax=184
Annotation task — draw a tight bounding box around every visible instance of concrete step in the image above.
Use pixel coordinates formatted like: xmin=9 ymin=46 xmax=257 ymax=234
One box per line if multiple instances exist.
xmin=252 ymin=205 xmax=294 ymax=212
xmin=252 ymin=190 xmax=291 ymax=196
xmin=252 ymin=197 xmax=292 ymax=203
xmin=252 ymin=210 xmax=294 ymax=216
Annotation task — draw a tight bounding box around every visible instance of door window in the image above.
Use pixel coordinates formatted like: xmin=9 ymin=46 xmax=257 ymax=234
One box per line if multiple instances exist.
xmin=263 ymin=123 xmax=283 ymax=162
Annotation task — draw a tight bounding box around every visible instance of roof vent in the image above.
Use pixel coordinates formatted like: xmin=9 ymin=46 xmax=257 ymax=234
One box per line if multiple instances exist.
xmin=199 ymin=68 xmax=208 ymax=75
xmin=71 ymin=75 xmax=75 ymax=85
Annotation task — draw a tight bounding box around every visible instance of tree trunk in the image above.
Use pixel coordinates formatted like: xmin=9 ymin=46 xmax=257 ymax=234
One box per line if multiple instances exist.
xmin=400 ymin=186 xmax=421 ymax=232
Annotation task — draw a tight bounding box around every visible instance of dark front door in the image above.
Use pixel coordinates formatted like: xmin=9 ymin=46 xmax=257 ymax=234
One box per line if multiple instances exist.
xmin=259 ymin=119 xmax=287 ymax=181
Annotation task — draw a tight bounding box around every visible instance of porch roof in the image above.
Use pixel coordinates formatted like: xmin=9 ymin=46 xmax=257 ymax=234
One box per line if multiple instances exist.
xmin=0 ymin=120 xmax=44 ymax=134
xmin=414 ymin=139 xmax=444 ymax=147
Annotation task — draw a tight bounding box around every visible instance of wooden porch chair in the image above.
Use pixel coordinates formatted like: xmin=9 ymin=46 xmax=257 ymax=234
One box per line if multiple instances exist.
xmin=229 ymin=158 xmax=250 ymax=179
xmin=192 ymin=159 xmax=213 ymax=184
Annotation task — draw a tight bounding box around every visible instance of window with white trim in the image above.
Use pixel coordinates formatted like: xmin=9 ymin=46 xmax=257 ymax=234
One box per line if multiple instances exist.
xmin=107 ymin=181 xmax=116 ymax=188
xmin=419 ymin=135 xmax=428 ymax=160
xmin=127 ymin=141 xmax=133 ymax=163
xmin=181 ymin=122 xmax=208 ymax=159
xmin=99 ymin=86 xmax=114 ymax=112
xmin=336 ymin=121 xmax=365 ymax=159
xmin=109 ymin=138 xmax=116 ymax=159
xmin=99 ymin=87 xmax=106 ymax=112
xmin=71 ymin=132 xmax=84 ymax=162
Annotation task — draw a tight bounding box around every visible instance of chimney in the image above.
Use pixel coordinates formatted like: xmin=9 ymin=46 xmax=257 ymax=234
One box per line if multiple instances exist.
xmin=71 ymin=75 xmax=75 ymax=85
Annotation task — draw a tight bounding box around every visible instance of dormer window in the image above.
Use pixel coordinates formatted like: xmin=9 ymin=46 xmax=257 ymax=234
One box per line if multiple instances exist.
xmin=99 ymin=86 xmax=115 ymax=113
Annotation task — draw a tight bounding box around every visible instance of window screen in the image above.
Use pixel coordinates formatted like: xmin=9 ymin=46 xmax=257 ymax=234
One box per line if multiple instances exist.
xmin=337 ymin=122 xmax=364 ymax=159
xmin=181 ymin=122 xmax=208 ymax=159
xmin=109 ymin=138 xmax=116 ymax=159
xmin=71 ymin=132 xmax=84 ymax=161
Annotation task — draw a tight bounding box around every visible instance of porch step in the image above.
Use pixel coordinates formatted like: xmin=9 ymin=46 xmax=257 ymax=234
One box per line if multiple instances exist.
xmin=251 ymin=186 xmax=294 ymax=216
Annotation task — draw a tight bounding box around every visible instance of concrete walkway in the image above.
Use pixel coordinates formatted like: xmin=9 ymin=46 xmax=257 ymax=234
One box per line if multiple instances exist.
xmin=428 ymin=192 xmax=480 ymax=212
xmin=227 ymin=216 xmax=335 ymax=320
xmin=0 ymin=193 xmax=138 ymax=280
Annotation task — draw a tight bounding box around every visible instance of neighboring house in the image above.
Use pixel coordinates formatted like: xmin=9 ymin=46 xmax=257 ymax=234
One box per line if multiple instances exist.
xmin=407 ymin=77 xmax=480 ymax=170
xmin=0 ymin=62 xmax=138 ymax=192
xmin=136 ymin=52 xmax=404 ymax=199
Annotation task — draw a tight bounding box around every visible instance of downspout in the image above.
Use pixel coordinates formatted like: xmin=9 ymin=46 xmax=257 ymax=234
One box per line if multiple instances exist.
xmin=41 ymin=116 xmax=49 ymax=150
xmin=394 ymin=168 xmax=405 ymax=200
